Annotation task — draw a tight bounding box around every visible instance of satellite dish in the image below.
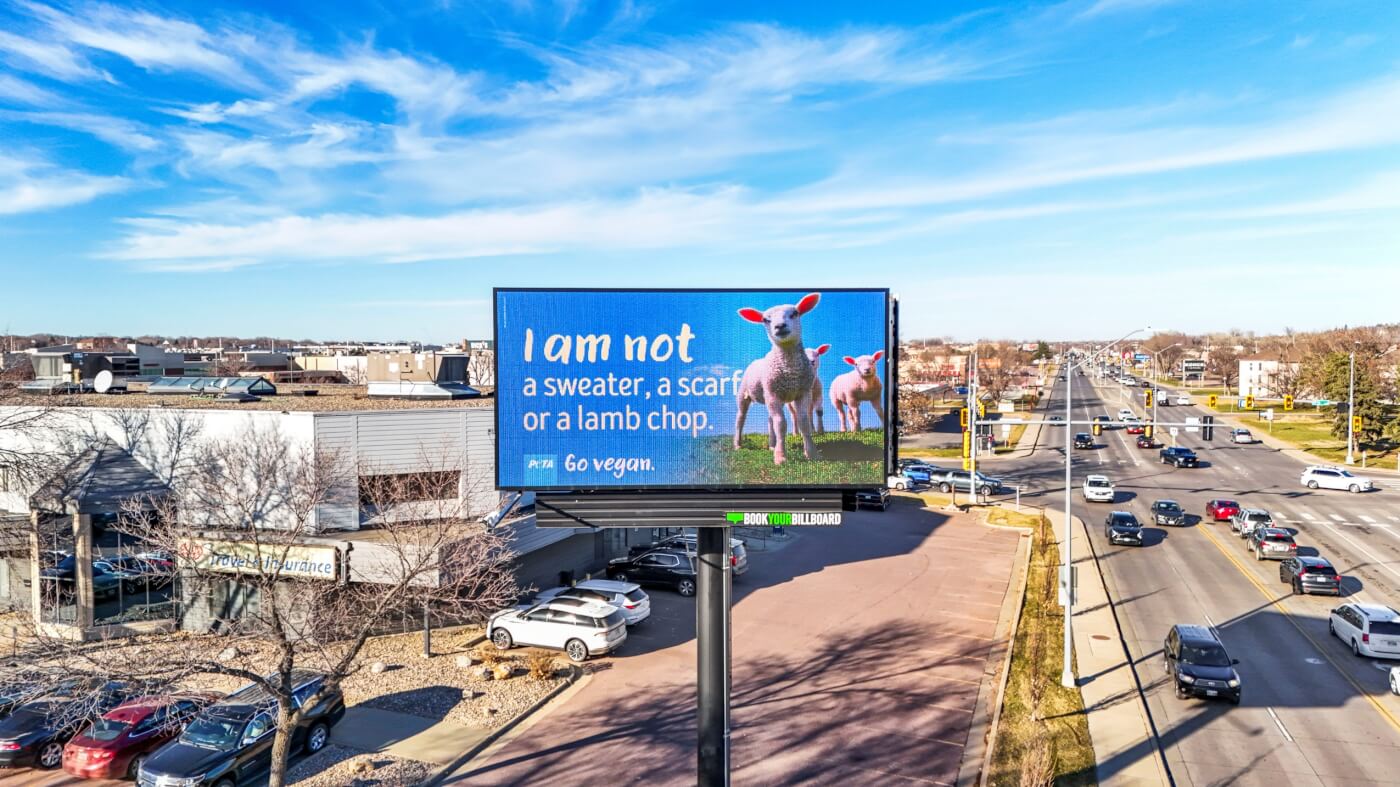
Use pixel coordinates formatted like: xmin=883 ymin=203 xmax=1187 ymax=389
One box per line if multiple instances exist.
xmin=93 ymin=370 xmax=113 ymax=394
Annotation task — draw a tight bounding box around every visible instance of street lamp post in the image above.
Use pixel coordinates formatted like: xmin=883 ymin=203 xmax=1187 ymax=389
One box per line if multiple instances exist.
xmin=1346 ymin=350 xmax=1356 ymax=465
xmin=1060 ymin=327 xmax=1149 ymax=688
xmin=1149 ymin=343 xmax=1182 ymax=440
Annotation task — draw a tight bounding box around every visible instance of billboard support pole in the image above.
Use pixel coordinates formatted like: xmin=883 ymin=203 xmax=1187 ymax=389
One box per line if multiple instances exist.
xmin=697 ymin=527 xmax=731 ymax=786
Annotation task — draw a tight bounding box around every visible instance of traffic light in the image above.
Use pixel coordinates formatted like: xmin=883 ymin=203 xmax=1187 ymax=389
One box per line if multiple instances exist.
xmin=1284 ymin=394 xmax=1294 ymax=411
xmin=1144 ymin=424 xmax=1154 ymax=439
xmin=977 ymin=401 xmax=986 ymax=419
xmin=1245 ymin=394 xmax=1255 ymax=409
xmin=1353 ymin=415 xmax=1363 ymax=432
xmin=1208 ymin=394 xmax=1218 ymax=408
xmin=962 ymin=431 xmax=972 ymax=458
xmin=962 ymin=457 xmax=972 ymax=470
xmin=1144 ymin=390 xmax=1153 ymax=408
xmin=1202 ymin=415 xmax=1215 ymax=441
xmin=959 ymin=408 xmax=969 ymax=429
xmin=1092 ymin=420 xmax=1103 ymax=436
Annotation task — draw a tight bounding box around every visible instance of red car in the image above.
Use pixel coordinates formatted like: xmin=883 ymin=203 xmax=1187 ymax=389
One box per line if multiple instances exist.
xmin=62 ymin=693 xmax=220 ymax=779
xmin=1206 ymin=499 xmax=1240 ymax=521
xmin=1125 ymin=424 xmax=1145 ymax=435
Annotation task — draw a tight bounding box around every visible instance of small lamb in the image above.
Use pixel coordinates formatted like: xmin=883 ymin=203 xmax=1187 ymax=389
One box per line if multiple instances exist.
xmin=787 ymin=343 xmax=830 ymax=436
xmin=733 ymin=292 xmax=821 ymax=465
xmin=830 ymin=351 xmax=886 ymax=433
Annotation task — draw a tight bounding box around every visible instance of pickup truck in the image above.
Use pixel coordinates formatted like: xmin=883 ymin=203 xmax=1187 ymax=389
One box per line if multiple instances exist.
xmin=1160 ymin=447 xmax=1199 ymax=467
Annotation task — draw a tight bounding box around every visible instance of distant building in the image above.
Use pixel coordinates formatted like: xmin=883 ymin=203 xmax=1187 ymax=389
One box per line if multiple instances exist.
xmin=366 ymin=351 xmax=483 ymax=399
xmin=1238 ymin=356 xmax=1305 ymax=399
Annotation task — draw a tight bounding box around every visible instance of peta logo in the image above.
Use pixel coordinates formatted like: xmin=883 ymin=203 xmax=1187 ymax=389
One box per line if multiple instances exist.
xmin=526 ymin=456 xmax=556 ymax=470
xmin=523 ymin=454 xmax=557 ymax=485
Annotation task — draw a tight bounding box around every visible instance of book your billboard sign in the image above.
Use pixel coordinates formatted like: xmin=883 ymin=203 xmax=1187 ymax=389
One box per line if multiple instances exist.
xmin=494 ymin=288 xmax=893 ymax=490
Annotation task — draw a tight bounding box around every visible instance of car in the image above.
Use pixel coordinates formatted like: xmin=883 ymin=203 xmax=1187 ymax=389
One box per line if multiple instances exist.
xmin=899 ymin=466 xmax=933 ymax=487
xmin=1073 ymin=433 xmax=1095 ymax=449
xmin=535 ymin=580 xmax=651 ymax=626
xmin=38 ymin=555 xmax=122 ymax=601
xmin=1392 ymin=666 xmax=1400 ymax=696
xmin=1230 ymin=428 xmax=1255 ymax=444
xmin=934 ymin=470 xmax=1004 ymax=496
xmin=488 ymin=599 xmax=627 ymax=662
xmin=1205 ymin=499 xmax=1240 ymax=521
xmin=1329 ymin=603 xmax=1400 ymax=659
xmin=1159 ymin=447 xmax=1198 ymax=467
xmin=1279 ymin=556 xmax=1341 ymax=596
xmin=1092 ymin=415 xmax=1111 ymax=431
xmin=0 ymin=681 xmax=138 ymax=769
xmin=1151 ymin=499 xmax=1187 ymax=526
xmin=1249 ymin=528 xmax=1297 ymax=561
xmin=1125 ymin=422 xmax=1145 ymax=435
xmin=94 ymin=555 xmax=175 ymax=594
xmin=1229 ymin=508 xmax=1274 ymax=538
xmin=887 ymin=474 xmax=917 ymax=491
xmin=1135 ymin=434 xmax=1158 ymax=449
xmin=638 ymin=533 xmax=750 ymax=577
xmin=1117 ymin=408 xmax=1135 ymax=421
xmin=137 ymin=671 xmax=344 ymax=787
xmin=1301 ymin=465 xmax=1374 ymax=493
xmin=1082 ymin=475 xmax=1115 ymax=503
xmin=1104 ymin=512 xmax=1144 ymax=546
xmin=854 ymin=488 xmax=889 ymax=511
xmin=1048 ymin=415 xmax=1065 ymax=425
xmin=606 ymin=548 xmax=698 ymax=596
xmin=1162 ymin=624 xmax=1241 ymax=704
xmin=1174 ymin=394 xmax=1192 ymax=405
xmin=63 ymin=693 xmax=221 ymax=780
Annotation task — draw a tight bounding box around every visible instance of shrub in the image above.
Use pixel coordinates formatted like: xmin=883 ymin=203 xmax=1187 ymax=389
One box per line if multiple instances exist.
xmin=474 ymin=645 xmax=504 ymax=667
xmin=526 ymin=651 xmax=558 ymax=681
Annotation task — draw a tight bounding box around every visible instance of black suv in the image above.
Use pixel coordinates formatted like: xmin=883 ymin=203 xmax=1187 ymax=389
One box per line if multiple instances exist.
xmin=137 ymin=671 xmax=344 ymax=787
xmin=1279 ymin=556 xmax=1341 ymax=595
xmin=1163 ymin=624 xmax=1241 ymax=704
xmin=1150 ymin=499 xmax=1186 ymax=527
xmin=1104 ymin=512 xmax=1143 ymax=546
xmin=607 ymin=549 xmax=698 ymax=597
xmin=1159 ymin=447 xmax=1199 ymax=467
xmin=1073 ymin=433 xmax=1094 ymax=449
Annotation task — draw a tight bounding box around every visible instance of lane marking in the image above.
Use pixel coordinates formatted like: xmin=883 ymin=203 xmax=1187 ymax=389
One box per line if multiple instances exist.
xmin=1302 ymin=512 xmax=1318 ymax=521
xmin=1361 ymin=515 xmax=1379 ymax=524
xmin=1330 ymin=514 xmax=1346 ymax=522
xmin=1266 ymin=707 xmax=1295 ymax=742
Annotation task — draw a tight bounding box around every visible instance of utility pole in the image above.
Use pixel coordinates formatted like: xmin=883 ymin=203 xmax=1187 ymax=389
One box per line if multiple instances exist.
xmin=969 ymin=350 xmax=979 ymax=504
xmin=1346 ymin=349 xmax=1356 ymax=465
xmin=1061 ymin=348 xmax=1075 ymax=689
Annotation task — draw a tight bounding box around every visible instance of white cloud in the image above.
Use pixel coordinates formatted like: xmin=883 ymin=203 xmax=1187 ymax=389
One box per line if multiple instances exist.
xmin=2 ymin=110 xmax=160 ymax=151
xmin=0 ymin=28 xmax=108 ymax=81
xmin=1076 ymin=0 xmax=1181 ymax=20
xmin=0 ymin=73 xmax=62 ymax=105
xmin=0 ymin=155 xmax=130 ymax=214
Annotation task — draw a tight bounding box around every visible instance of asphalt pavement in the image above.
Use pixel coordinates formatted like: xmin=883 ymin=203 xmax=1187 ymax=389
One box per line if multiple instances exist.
xmin=994 ymin=371 xmax=1400 ymax=786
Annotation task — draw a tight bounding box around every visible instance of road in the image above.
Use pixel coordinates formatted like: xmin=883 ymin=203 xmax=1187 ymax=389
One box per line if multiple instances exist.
xmin=995 ymin=370 xmax=1400 ymax=786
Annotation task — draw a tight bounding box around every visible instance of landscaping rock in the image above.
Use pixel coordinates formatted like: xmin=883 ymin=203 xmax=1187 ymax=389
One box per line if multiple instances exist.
xmin=369 ymin=660 xmax=388 ymax=675
xmin=455 ymin=654 xmax=474 ymax=669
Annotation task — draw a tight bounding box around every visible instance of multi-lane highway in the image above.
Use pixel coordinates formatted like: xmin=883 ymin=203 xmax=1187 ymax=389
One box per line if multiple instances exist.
xmin=999 ymin=370 xmax=1400 ymax=786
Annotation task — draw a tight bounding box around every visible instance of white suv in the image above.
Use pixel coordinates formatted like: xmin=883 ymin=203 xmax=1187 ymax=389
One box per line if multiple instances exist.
xmin=1173 ymin=394 xmax=1192 ymax=405
xmin=1301 ymin=465 xmax=1374 ymax=493
xmin=1330 ymin=603 xmax=1400 ymax=659
xmin=488 ymin=599 xmax=628 ymax=662
xmin=1082 ymin=475 xmax=1115 ymax=503
xmin=535 ymin=579 xmax=651 ymax=625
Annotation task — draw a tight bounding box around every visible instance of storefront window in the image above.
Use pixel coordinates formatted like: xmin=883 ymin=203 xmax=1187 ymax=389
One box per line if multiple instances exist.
xmin=93 ymin=518 xmax=178 ymax=626
xmin=37 ymin=520 xmax=76 ymax=625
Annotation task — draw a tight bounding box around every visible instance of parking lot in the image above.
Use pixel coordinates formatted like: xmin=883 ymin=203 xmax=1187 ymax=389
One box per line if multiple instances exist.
xmin=445 ymin=496 xmax=1023 ymax=785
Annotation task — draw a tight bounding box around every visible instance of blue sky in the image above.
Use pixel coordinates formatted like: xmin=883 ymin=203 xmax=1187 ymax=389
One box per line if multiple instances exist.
xmin=2 ymin=0 xmax=1397 ymax=342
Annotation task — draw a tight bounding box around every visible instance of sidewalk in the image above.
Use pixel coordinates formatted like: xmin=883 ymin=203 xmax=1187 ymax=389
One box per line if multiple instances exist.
xmin=333 ymin=706 xmax=491 ymax=766
xmin=1043 ymin=506 xmax=1169 ymax=787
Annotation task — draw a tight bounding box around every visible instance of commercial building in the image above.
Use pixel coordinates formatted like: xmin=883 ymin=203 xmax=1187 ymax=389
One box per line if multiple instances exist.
xmin=1238 ymin=356 xmax=1306 ymax=399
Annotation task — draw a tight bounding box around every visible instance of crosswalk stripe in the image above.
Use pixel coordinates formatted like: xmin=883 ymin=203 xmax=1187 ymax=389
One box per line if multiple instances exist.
xmin=1329 ymin=514 xmax=1346 ymax=522
xmin=1361 ymin=514 xmax=1378 ymax=523
xmin=1302 ymin=512 xmax=1317 ymax=521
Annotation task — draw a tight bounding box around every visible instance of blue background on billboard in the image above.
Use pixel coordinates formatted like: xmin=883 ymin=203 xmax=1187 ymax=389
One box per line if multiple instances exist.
xmin=495 ymin=289 xmax=888 ymax=489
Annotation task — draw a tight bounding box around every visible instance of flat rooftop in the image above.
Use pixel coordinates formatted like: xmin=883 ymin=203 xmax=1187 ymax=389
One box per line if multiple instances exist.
xmin=4 ymin=383 xmax=496 ymax=412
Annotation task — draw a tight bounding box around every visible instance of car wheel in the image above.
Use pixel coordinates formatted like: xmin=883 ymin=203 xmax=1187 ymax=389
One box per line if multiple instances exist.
xmin=37 ymin=741 xmax=63 ymax=769
xmin=128 ymin=754 xmax=148 ymax=779
xmin=1175 ymin=683 xmax=1189 ymax=700
xmin=1353 ymin=639 xmax=1362 ymax=657
xmin=1254 ymin=549 xmax=1262 ymax=561
xmin=492 ymin=628 xmax=514 ymax=650
xmin=1349 ymin=484 xmax=1361 ymax=494
xmin=562 ymin=638 xmax=590 ymax=663
xmin=1307 ymin=481 xmax=1319 ymax=489
xmin=214 ymin=780 xmax=235 ymax=787
xmin=1229 ymin=694 xmax=1241 ymax=706
xmin=306 ymin=722 xmax=330 ymax=753
xmin=1329 ymin=620 xmax=1337 ymax=637
xmin=1291 ymin=581 xmax=1301 ymax=596
xmin=939 ymin=483 xmax=952 ymax=493
xmin=677 ymin=578 xmax=697 ymax=597
xmin=612 ymin=572 xmax=628 ymax=584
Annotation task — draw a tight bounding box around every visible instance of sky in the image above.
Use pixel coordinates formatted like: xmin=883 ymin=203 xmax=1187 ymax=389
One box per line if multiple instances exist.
xmin=1 ymin=0 xmax=1398 ymax=342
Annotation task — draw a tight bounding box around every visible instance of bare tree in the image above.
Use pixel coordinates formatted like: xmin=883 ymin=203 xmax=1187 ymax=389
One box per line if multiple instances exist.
xmin=975 ymin=342 xmax=1029 ymax=403
xmin=1208 ymin=346 xmax=1240 ymax=390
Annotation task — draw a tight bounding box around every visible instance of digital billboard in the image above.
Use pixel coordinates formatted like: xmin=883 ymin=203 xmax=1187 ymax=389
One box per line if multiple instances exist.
xmin=494 ymin=289 xmax=892 ymax=490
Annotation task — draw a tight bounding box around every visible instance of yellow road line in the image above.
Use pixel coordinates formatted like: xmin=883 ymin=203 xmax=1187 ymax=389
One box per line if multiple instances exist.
xmin=1196 ymin=522 xmax=1400 ymax=735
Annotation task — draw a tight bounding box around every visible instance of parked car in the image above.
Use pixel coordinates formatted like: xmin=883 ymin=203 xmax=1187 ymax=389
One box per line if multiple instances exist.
xmin=1135 ymin=434 xmax=1158 ymax=449
xmin=488 ymin=599 xmax=627 ymax=663
xmin=1104 ymin=512 xmax=1144 ymax=546
xmin=63 ymin=693 xmax=221 ymax=780
xmin=0 ymin=681 xmax=138 ymax=769
xmin=1151 ymin=500 xmax=1187 ymax=526
xmin=1249 ymin=528 xmax=1297 ymax=561
xmin=37 ymin=556 xmax=122 ymax=601
xmin=607 ymin=549 xmax=698 ymax=596
xmin=933 ymin=470 xmax=1004 ymax=495
xmin=0 ymin=673 xmax=49 ymax=721
xmin=1329 ymin=603 xmax=1400 ymax=659
xmin=94 ymin=555 xmax=175 ymax=594
xmin=899 ymin=466 xmax=933 ymax=487
xmin=854 ymin=488 xmax=889 ymax=511
xmin=535 ymin=580 xmax=651 ymax=626
xmin=1206 ymin=499 xmax=1240 ymax=521
xmin=1073 ymin=432 xmax=1095 ymax=449
xmin=1229 ymin=508 xmax=1274 ymax=539
xmin=1082 ymin=475 xmax=1115 ymax=503
xmin=137 ymin=671 xmax=344 ymax=787
xmin=1230 ymin=428 xmax=1255 ymax=444
xmin=638 ymin=533 xmax=749 ymax=577
xmin=1279 ymin=556 xmax=1341 ymax=596
xmin=1159 ymin=447 xmax=1198 ymax=467
xmin=1301 ymin=465 xmax=1374 ymax=493
xmin=1163 ymin=624 xmax=1241 ymax=704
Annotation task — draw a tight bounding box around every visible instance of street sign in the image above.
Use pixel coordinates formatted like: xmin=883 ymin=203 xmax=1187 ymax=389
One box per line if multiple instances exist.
xmin=1314 ymin=399 xmax=1331 ymax=407
xmin=1262 ymin=409 xmax=1274 ymax=421
xmin=1185 ymin=416 xmax=1200 ymax=433
xmin=1169 ymin=426 xmax=1180 ymax=436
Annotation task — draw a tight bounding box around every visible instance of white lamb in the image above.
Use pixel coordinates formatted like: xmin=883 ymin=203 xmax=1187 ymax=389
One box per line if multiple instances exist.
xmin=830 ymin=351 xmax=886 ymax=433
xmin=733 ymin=293 xmax=822 ymax=465
xmin=787 ymin=343 xmax=830 ymax=436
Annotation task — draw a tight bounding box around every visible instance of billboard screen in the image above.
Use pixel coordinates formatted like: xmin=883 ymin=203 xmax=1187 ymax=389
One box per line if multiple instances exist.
xmin=494 ymin=289 xmax=892 ymax=490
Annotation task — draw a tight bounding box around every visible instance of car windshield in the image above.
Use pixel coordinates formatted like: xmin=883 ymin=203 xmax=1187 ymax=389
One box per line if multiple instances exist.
xmin=1180 ymin=644 xmax=1232 ymax=667
xmin=1369 ymin=621 xmax=1400 ymax=636
xmin=1217 ymin=501 xmax=1237 ymax=508
xmin=180 ymin=715 xmax=244 ymax=750
xmin=84 ymin=717 xmax=133 ymax=742
xmin=1087 ymin=479 xmax=1110 ymax=488
xmin=1247 ymin=513 xmax=1270 ymax=522
xmin=1158 ymin=503 xmax=1181 ymax=512
xmin=1112 ymin=518 xmax=1139 ymax=528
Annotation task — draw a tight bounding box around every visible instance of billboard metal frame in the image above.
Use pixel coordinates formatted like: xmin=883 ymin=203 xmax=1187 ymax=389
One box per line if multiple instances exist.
xmin=492 ymin=287 xmax=896 ymax=493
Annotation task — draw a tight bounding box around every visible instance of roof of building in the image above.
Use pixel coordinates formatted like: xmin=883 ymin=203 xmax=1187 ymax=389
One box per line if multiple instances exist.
xmin=2 ymin=383 xmax=496 ymax=412
xmin=30 ymin=438 xmax=168 ymax=515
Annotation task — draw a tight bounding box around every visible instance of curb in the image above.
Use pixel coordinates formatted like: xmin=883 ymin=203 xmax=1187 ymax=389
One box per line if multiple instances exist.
xmin=421 ymin=661 xmax=583 ymax=786
xmin=958 ymin=509 xmax=1034 ymax=787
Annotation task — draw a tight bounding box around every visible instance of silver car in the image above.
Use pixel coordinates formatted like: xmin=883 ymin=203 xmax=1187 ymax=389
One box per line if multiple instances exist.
xmin=651 ymin=533 xmax=750 ymax=577
xmin=536 ymin=579 xmax=651 ymax=625
xmin=1230 ymin=508 xmax=1274 ymax=539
